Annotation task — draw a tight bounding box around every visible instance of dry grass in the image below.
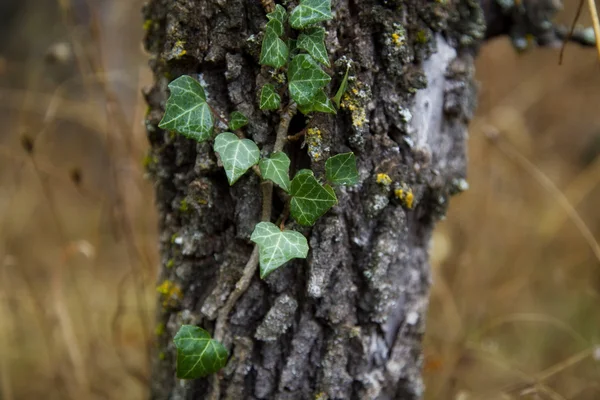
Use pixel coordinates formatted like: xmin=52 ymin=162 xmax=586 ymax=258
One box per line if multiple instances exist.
xmin=0 ymin=1 xmax=599 ymax=399
xmin=425 ymin=29 xmax=600 ymax=400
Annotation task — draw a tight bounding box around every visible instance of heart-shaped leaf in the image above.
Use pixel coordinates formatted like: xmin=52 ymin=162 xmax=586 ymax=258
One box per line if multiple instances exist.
xmin=297 ymin=89 xmax=336 ymax=114
xmin=260 ymin=28 xmax=289 ymax=68
xmin=288 ymin=54 xmax=331 ymax=106
xmin=266 ymin=18 xmax=284 ymax=37
xmin=290 ymin=169 xmax=337 ymax=226
xmin=289 ymin=0 xmax=332 ymax=29
xmin=260 ymin=84 xmax=281 ymax=110
xmin=158 ymin=75 xmax=214 ymax=142
xmin=173 ymin=325 xmax=228 ymax=379
xmin=251 ymin=222 xmax=309 ymax=278
xmin=325 ymin=152 xmax=358 ymax=185
xmin=266 ymin=5 xmax=286 ymax=37
xmin=229 ymin=111 xmax=248 ymax=130
xmin=297 ymin=27 xmax=329 ymax=66
xmin=268 ymin=4 xmax=287 ymax=24
xmin=214 ymin=132 xmax=260 ymax=185
xmin=259 ymin=151 xmax=291 ymax=192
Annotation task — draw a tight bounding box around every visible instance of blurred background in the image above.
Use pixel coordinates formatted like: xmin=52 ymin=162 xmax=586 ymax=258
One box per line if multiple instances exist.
xmin=0 ymin=1 xmax=598 ymax=399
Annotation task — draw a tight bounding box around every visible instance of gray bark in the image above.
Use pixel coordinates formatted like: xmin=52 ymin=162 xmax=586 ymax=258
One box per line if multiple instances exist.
xmin=142 ymin=1 xmax=482 ymax=399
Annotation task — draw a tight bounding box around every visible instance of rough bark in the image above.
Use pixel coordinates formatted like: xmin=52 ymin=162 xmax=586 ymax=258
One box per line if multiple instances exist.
xmin=142 ymin=1 xmax=482 ymax=399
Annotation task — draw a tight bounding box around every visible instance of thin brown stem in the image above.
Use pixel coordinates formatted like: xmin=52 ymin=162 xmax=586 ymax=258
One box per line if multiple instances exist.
xmin=279 ymin=202 xmax=290 ymax=230
xmin=559 ymin=0 xmax=585 ymax=65
xmin=210 ymin=102 xmax=298 ymax=398
xmin=208 ymin=103 xmax=230 ymax=130
xmin=287 ymin=129 xmax=307 ymax=142
xmin=275 ymin=102 xmax=298 ymax=152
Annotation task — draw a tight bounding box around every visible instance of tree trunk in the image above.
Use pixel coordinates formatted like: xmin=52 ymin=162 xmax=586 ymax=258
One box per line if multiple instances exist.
xmin=142 ymin=1 xmax=482 ymax=399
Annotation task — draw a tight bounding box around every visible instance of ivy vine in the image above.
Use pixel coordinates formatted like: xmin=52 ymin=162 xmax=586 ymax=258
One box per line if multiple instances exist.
xmin=158 ymin=0 xmax=355 ymax=380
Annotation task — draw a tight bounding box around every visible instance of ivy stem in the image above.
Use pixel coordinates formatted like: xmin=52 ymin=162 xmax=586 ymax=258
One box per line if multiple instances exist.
xmin=208 ymin=104 xmax=229 ymax=129
xmin=212 ymin=102 xmax=297 ymax=343
xmin=287 ymin=129 xmax=306 ymax=142
xmin=275 ymin=102 xmax=297 ymax=152
xmin=278 ymin=201 xmax=290 ymax=230
xmin=211 ymin=102 xmax=298 ymax=399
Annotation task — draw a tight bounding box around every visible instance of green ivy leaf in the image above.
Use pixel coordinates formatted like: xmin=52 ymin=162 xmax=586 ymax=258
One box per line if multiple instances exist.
xmin=266 ymin=19 xmax=284 ymax=37
xmin=229 ymin=111 xmax=249 ymax=130
xmin=289 ymin=0 xmax=332 ymax=29
xmin=287 ymin=38 xmax=298 ymax=53
xmin=158 ymin=75 xmax=214 ymax=142
xmin=297 ymin=89 xmax=336 ymax=114
xmin=213 ymin=132 xmax=260 ymax=185
xmin=288 ymin=54 xmax=331 ymax=106
xmin=269 ymin=4 xmax=287 ymax=24
xmin=251 ymin=222 xmax=309 ymax=278
xmin=173 ymin=325 xmax=228 ymax=379
xmin=260 ymin=84 xmax=281 ymax=110
xmin=266 ymin=5 xmax=287 ymax=36
xmin=333 ymin=64 xmax=350 ymax=108
xmin=260 ymin=28 xmax=289 ymax=68
xmin=297 ymin=27 xmax=329 ymax=66
xmin=290 ymin=169 xmax=337 ymax=226
xmin=259 ymin=152 xmax=291 ymax=192
xmin=325 ymin=152 xmax=358 ymax=185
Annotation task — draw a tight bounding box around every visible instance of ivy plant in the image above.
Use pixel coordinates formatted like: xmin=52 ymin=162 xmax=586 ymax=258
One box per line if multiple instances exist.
xmin=173 ymin=325 xmax=228 ymax=379
xmin=158 ymin=0 xmax=358 ymax=379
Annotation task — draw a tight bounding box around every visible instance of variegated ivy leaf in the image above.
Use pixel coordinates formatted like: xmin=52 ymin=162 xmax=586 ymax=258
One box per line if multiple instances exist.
xmin=213 ymin=132 xmax=260 ymax=185
xmin=289 ymin=0 xmax=332 ymax=29
xmin=229 ymin=111 xmax=248 ymax=130
xmin=297 ymin=27 xmax=329 ymax=66
xmin=260 ymin=84 xmax=281 ymax=110
xmin=266 ymin=18 xmax=284 ymax=37
xmin=259 ymin=152 xmax=291 ymax=192
xmin=251 ymin=222 xmax=309 ymax=278
xmin=173 ymin=325 xmax=228 ymax=379
xmin=288 ymin=54 xmax=331 ymax=106
xmin=158 ymin=75 xmax=214 ymax=142
xmin=266 ymin=4 xmax=287 ymax=36
xmin=297 ymin=89 xmax=336 ymax=114
xmin=287 ymin=38 xmax=298 ymax=53
xmin=269 ymin=4 xmax=287 ymax=24
xmin=260 ymin=28 xmax=289 ymax=68
xmin=290 ymin=169 xmax=337 ymax=226
xmin=325 ymin=152 xmax=358 ymax=185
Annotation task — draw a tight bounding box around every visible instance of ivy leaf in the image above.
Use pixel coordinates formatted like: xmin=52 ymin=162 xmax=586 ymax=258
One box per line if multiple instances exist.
xmin=259 ymin=152 xmax=291 ymax=192
xmin=260 ymin=84 xmax=281 ymax=110
xmin=297 ymin=89 xmax=336 ymax=114
xmin=260 ymin=28 xmax=289 ymax=68
xmin=287 ymin=38 xmax=298 ymax=53
xmin=269 ymin=4 xmax=287 ymax=24
xmin=297 ymin=27 xmax=329 ymax=66
xmin=333 ymin=64 xmax=350 ymax=108
xmin=267 ymin=19 xmax=284 ymax=37
xmin=251 ymin=222 xmax=309 ymax=278
xmin=289 ymin=0 xmax=332 ymax=29
xmin=266 ymin=5 xmax=287 ymax=36
xmin=325 ymin=152 xmax=358 ymax=185
xmin=173 ymin=325 xmax=228 ymax=379
xmin=288 ymin=54 xmax=331 ymax=106
xmin=158 ymin=75 xmax=214 ymax=142
xmin=229 ymin=111 xmax=248 ymax=130
xmin=290 ymin=169 xmax=337 ymax=226
xmin=213 ymin=132 xmax=260 ymax=185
